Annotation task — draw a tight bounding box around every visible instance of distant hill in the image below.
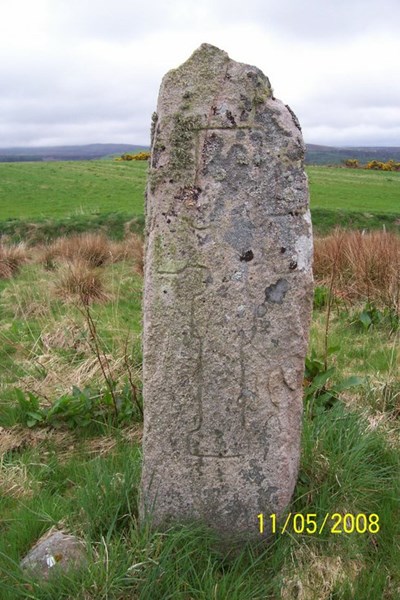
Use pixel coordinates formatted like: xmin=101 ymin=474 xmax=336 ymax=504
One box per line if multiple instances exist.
xmin=1 ymin=142 xmax=400 ymax=165
xmin=306 ymin=144 xmax=400 ymax=165
xmin=0 ymin=144 xmax=148 ymax=162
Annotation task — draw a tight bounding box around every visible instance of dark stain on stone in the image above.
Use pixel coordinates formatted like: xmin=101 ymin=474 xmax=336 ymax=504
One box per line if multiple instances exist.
xmin=289 ymin=260 xmax=297 ymax=270
xmin=240 ymin=250 xmax=254 ymax=262
xmin=226 ymin=110 xmax=237 ymax=126
xmin=265 ymin=278 xmax=289 ymax=304
xmin=280 ymin=247 xmax=286 ymax=254
xmin=239 ymin=94 xmax=252 ymax=122
xmin=255 ymin=305 xmax=267 ymax=318
xmin=250 ymin=130 xmax=263 ymax=143
xmin=217 ymin=284 xmax=228 ymax=297
xmin=246 ymin=460 xmax=265 ymax=485
xmin=201 ymin=133 xmax=224 ymax=174
xmin=174 ymin=185 xmax=202 ymax=206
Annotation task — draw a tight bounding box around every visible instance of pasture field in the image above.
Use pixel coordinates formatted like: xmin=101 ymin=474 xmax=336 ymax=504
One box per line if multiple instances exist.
xmin=0 ymin=162 xmax=399 ymax=241
xmin=307 ymin=166 xmax=400 ymax=213
xmin=0 ymin=163 xmax=399 ymax=598
xmin=0 ymin=160 xmax=146 ymax=220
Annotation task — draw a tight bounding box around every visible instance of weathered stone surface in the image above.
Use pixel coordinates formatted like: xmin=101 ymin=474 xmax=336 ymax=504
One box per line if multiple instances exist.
xmin=140 ymin=43 xmax=313 ymax=545
xmin=20 ymin=529 xmax=86 ymax=578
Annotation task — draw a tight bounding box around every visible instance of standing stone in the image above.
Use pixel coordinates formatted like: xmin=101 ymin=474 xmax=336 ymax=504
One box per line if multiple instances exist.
xmin=140 ymin=43 xmax=313 ymax=546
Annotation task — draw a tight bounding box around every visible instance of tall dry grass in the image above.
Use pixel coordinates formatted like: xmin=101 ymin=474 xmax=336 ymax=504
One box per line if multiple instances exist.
xmin=313 ymin=229 xmax=400 ymax=310
xmin=36 ymin=232 xmax=144 ymax=274
xmin=38 ymin=233 xmax=112 ymax=268
xmin=54 ymin=260 xmax=108 ymax=304
xmin=0 ymin=243 xmax=29 ymax=279
xmin=109 ymin=234 xmax=144 ymax=275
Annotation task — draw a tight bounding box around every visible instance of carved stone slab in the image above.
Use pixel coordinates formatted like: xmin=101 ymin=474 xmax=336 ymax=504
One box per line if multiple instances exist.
xmin=140 ymin=43 xmax=313 ymax=546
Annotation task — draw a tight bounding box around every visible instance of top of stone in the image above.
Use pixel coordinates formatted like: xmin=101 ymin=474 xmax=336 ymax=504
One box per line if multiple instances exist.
xmin=188 ymin=42 xmax=229 ymax=60
xmin=157 ymin=43 xmax=274 ymax=132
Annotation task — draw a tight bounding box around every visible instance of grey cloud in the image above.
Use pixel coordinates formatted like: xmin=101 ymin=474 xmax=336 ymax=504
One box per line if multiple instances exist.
xmin=1 ymin=0 xmax=399 ymax=148
xmin=0 ymin=116 xmax=150 ymax=147
xmin=51 ymin=1 xmax=175 ymax=41
xmin=306 ymin=124 xmax=400 ymax=146
xmin=211 ymin=0 xmax=400 ymax=40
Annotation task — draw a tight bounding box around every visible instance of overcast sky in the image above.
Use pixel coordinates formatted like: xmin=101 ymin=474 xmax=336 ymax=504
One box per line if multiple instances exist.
xmin=1 ymin=0 xmax=399 ymax=148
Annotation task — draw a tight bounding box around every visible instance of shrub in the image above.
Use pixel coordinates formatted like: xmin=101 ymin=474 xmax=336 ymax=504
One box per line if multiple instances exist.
xmin=116 ymin=151 xmax=150 ymax=161
xmin=343 ymin=159 xmax=359 ymax=168
xmin=365 ymin=159 xmax=400 ymax=171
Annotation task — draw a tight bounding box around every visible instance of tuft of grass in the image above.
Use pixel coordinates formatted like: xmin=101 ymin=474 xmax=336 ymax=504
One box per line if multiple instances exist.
xmin=54 ymin=261 xmax=108 ymax=305
xmin=39 ymin=233 xmax=112 ymax=269
xmin=0 ymin=457 xmax=34 ymax=499
xmin=0 ymin=243 xmax=29 ymax=279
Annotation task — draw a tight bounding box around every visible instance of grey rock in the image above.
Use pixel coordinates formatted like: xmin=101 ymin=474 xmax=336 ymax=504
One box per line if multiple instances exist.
xmin=20 ymin=529 xmax=86 ymax=578
xmin=140 ymin=43 xmax=313 ymax=547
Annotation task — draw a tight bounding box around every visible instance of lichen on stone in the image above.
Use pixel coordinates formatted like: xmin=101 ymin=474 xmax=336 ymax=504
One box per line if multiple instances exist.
xmin=150 ymin=112 xmax=158 ymax=146
xmin=148 ymin=168 xmax=165 ymax=193
xmin=169 ymin=113 xmax=202 ymax=179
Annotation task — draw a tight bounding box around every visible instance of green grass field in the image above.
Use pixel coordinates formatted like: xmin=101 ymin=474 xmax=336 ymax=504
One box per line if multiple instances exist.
xmin=0 ymin=160 xmax=146 ymax=220
xmin=0 ymin=162 xmax=399 ymax=234
xmin=307 ymin=166 xmax=400 ymax=213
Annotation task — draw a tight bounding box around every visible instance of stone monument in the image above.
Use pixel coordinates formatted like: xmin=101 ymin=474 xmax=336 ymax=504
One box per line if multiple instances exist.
xmin=140 ymin=43 xmax=313 ymax=545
